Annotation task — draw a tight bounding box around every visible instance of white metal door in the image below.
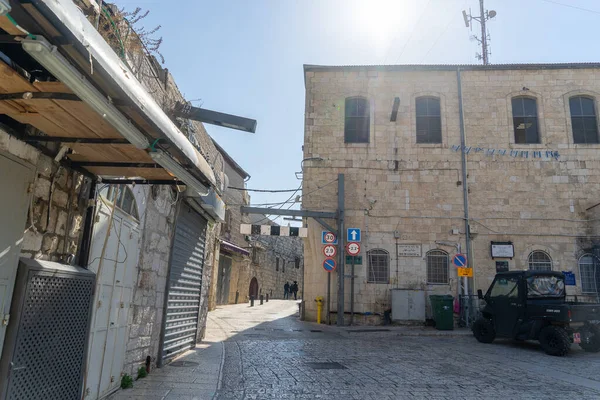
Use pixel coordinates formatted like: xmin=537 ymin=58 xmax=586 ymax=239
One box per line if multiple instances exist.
xmin=0 ymin=152 xmax=34 ymax=356
xmin=85 ymin=199 xmax=139 ymax=400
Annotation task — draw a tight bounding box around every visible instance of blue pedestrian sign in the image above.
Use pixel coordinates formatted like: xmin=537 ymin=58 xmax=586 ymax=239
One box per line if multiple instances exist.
xmin=323 ymin=257 xmax=336 ymax=272
xmin=347 ymin=228 xmax=361 ymax=242
xmin=321 ymin=231 xmax=338 ymax=245
xmin=453 ymin=253 xmax=467 ymax=267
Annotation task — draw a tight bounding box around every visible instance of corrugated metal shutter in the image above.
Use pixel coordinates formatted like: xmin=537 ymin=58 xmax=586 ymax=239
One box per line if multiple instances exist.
xmin=161 ymin=204 xmax=207 ymax=361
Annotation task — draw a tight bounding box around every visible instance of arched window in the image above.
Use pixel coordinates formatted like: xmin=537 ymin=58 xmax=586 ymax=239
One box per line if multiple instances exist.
xmin=427 ymin=250 xmax=449 ymax=284
xmin=99 ymin=184 xmax=139 ymax=219
xmin=512 ymin=97 xmax=539 ymax=144
xmin=367 ymin=249 xmax=389 ymax=283
xmin=344 ymin=97 xmax=370 ymax=143
xmin=416 ymin=96 xmax=442 ymax=143
xmin=569 ymin=96 xmax=599 ymax=144
xmin=528 ymin=251 xmax=552 ymax=271
xmin=579 ymin=254 xmax=599 ymax=294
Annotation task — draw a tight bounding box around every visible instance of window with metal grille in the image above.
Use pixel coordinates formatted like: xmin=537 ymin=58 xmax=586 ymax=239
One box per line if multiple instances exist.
xmin=295 ymin=257 xmax=301 ymax=269
xmin=99 ymin=184 xmax=139 ymax=219
xmin=512 ymin=97 xmax=540 ymax=144
xmin=416 ymin=96 xmax=442 ymax=143
xmin=579 ymin=254 xmax=599 ymax=294
xmin=276 ymin=257 xmax=279 ymax=271
xmin=528 ymin=251 xmax=552 ymax=271
xmin=570 ymin=96 xmax=600 ymax=144
xmin=282 ymin=259 xmax=285 ymax=273
xmin=427 ymin=250 xmax=449 ymax=284
xmin=344 ymin=97 xmax=370 ymax=143
xmin=367 ymin=249 xmax=389 ymax=283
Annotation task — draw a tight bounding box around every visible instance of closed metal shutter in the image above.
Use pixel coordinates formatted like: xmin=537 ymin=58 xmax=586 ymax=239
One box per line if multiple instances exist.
xmin=161 ymin=204 xmax=207 ymax=361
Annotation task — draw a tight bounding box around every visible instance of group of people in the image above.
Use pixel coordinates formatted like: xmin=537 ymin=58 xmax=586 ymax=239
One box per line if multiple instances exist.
xmin=284 ymin=281 xmax=298 ymax=300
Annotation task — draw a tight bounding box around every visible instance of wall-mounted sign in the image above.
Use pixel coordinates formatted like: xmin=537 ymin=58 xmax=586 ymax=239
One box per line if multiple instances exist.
xmin=495 ymin=261 xmax=509 ymax=272
xmin=451 ymin=145 xmax=560 ymax=160
xmin=397 ymin=244 xmax=422 ymax=257
xmin=491 ymin=242 xmax=514 ymax=259
xmin=563 ymin=271 xmax=576 ymax=286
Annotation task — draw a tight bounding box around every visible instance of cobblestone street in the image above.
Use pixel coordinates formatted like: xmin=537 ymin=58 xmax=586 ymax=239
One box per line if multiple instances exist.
xmin=213 ymin=301 xmax=600 ymax=400
xmin=114 ymin=300 xmax=600 ymax=399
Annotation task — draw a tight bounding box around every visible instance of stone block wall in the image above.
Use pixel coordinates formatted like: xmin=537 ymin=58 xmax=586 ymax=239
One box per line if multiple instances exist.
xmin=0 ymin=128 xmax=91 ymax=263
xmin=303 ymin=66 xmax=600 ymax=323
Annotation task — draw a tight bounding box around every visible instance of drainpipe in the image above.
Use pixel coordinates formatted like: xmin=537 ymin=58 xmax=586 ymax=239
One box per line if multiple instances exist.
xmin=456 ymin=68 xmax=472 ymax=301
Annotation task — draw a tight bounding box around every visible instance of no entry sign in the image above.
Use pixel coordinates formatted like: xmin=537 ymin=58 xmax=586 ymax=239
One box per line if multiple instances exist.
xmin=323 ymin=245 xmax=337 ymax=258
xmin=323 ymin=257 xmax=336 ymax=272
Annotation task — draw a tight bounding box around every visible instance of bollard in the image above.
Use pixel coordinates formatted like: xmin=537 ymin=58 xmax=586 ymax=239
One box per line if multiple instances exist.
xmin=266 ymin=293 xmax=269 ymax=302
xmin=314 ymin=296 xmax=324 ymax=324
xmin=260 ymin=295 xmax=264 ymax=305
xmin=250 ymin=295 xmax=255 ymax=307
xmin=235 ymin=290 xmax=239 ymax=304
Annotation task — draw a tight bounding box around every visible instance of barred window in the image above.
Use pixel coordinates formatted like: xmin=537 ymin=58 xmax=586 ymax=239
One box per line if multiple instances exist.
xmin=570 ymin=96 xmax=599 ymax=144
xmin=282 ymin=260 xmax=285 ymax=273
xmin=295 ymin=257 xmax=301 ymax=269
xmin=367 ymin=249 xmax=389 ymax=283
xmin=344 ymin=97 xmax=370 ymax=143
xmin=276 ymin=257 xmax=279 ymax=272
xmin=427 ymin=250 xmax=449 ymax=284
xmin=528 ymin=251 xmax=552 ymax=271
xmin=416 ymin=96 xmax=442 ymax=143
xmin=579 ymin=254 xmax=599 ymax=294
xmin=512 ymin=97 xmax=540 ymax=144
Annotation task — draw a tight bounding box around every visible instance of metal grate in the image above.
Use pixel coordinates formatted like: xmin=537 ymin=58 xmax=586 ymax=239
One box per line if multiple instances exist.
xmin=161 ymin=205 xmax=207 ymax=361
xmin=306 ymin=362 xmax=347 ymax=370
xmin=427 ymin=250 xmax=449 ymax=284
xmin=367 ymin=249 xmax=389 ymax=283
xmin=579 ymin=254 xmax=599 ymax=294
xmin=6 ymin=271 xmax=94 ymax=400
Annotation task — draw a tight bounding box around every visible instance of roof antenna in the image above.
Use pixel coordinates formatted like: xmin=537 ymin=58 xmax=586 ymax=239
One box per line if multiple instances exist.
xmin=462 ymin=0 xmax=497 ymax=65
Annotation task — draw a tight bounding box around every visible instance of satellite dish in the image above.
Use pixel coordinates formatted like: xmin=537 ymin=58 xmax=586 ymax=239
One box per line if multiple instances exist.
xmin=488 ymin=10 xmax=497 ymax=19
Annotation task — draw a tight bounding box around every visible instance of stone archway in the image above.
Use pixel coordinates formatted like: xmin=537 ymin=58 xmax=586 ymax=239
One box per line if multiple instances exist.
xmin=249 ymin=277 xmax=259 ymax=298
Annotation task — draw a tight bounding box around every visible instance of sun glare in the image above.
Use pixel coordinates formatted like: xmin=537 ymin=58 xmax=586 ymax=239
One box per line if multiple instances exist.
xmin=352 ymin=0 xmax=411 ymax=52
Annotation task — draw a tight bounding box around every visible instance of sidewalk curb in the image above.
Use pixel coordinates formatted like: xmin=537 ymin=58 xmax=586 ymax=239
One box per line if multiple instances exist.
xmin=212 ymin=341 xmax=225 ymax=400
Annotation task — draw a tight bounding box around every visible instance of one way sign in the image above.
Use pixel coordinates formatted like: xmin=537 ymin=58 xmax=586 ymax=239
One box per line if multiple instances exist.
xmin=347 ymin=228 xmax=361 ymax=242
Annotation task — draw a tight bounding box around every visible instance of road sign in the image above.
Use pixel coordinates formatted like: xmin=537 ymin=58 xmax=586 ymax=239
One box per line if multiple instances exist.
xmin=457 ymin=267 xmax=473 ymax=277
xmin=346 ymin=255 xmax=363 ymax=265
xmin=346 ymin=242 xmax=360 ymax=256
xmin=453 ymin=253 xmax=467 ymax=267
xmin=347 ymin=228 xmax=361 ymax=242
xmin=323 ymin=257 xmax=336 ymax=272
xmin=323 ymin=245 xmax=337 ymax=258
xmin=321 ymin=231 xmax=338 ymax=245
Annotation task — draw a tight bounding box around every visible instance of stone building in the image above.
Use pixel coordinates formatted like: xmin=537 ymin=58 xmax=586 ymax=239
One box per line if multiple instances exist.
xmin=302 ymin=63 xmax=600 ymax=325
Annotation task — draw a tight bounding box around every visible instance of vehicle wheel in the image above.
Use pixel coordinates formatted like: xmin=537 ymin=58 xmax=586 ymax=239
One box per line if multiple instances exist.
xmin=539 ymin=326 xmax=570 ymax=356
xmin=579 ymin=325 xmax=600 ymax=353
xmin=472 ymin=318 xmax=496 ymax=344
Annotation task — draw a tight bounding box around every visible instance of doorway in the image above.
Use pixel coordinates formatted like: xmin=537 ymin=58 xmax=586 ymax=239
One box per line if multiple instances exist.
xmin=85 ymin=186 xmax=140 ymax=400
xmin=249 ymin=277 xmax=259 ymax=298
xmin=0 ymin=152 xmax=34 ymax=356
xmin=217 ymin=255 xmax=232 ymax=305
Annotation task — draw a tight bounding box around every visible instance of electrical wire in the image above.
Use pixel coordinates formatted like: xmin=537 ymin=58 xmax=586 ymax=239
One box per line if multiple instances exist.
xmin=235 ymin=178 xmax=339 ymax=207
xmin=390 ymin=0 xmax=433 ymax=64
xmin=229 ymin=186 xmax=305 ymax=193
xmin=419 ymin=3 xmax=459 ymax=63
xmin=539 ymin=0 xmax=600 ymax=15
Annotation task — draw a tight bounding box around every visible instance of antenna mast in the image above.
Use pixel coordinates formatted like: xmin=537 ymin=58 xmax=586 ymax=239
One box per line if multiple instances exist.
xmin=463 ymin=0 xmax=497 ymax=65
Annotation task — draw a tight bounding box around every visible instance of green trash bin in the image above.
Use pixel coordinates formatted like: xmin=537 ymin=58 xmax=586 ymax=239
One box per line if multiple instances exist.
xmin=430 ymin=295 xmax=454 ymax=330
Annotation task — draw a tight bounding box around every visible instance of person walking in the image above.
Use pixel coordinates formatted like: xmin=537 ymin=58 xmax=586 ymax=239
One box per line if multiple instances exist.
xmin=292 ymin=281 xmax=298 ymax=300
xmin=284 ymin=282 xmax=290 ymax=299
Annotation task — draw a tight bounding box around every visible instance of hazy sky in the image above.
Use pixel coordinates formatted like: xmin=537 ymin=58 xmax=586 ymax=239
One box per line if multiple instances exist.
xmin=113 ymin=0 xmax=600 ymax=224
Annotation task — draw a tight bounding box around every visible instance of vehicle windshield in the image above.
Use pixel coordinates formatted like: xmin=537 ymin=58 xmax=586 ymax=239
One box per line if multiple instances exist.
xmin=527 ymin=275 xmax=565 ymax=298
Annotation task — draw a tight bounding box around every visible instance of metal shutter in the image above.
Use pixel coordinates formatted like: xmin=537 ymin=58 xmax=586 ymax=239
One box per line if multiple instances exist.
xmin=161 ymin=204 xmax=207 ymax=361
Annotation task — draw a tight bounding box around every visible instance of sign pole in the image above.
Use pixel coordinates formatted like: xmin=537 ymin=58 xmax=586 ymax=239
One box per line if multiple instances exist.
xmin=337 ymin=174 xmax=345 ymax=326
xmin=350 ymin=256 xmax=355 ymax=325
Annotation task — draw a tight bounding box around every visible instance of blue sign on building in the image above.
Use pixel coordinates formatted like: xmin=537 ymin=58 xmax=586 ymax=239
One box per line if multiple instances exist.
xmin=347 ymin=228 xmax=361 ymax=242
xmin=321 ymin=231 xmax=338 ymax=245
xmin=563 ymin=271 xmax=576 ymax=286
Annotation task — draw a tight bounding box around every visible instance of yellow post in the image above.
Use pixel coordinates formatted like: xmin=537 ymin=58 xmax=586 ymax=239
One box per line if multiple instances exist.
xmin=315 ymin=296 xmax=324 ymax=324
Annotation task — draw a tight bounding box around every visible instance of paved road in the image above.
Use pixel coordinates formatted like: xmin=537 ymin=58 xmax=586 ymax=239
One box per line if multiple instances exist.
xmin=212 ymin=301 xmax=600 ymax=400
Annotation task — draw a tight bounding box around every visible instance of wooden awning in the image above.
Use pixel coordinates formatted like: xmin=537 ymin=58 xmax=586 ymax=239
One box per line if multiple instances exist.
xmin=0 ymin=59 xmax=172 ymax=179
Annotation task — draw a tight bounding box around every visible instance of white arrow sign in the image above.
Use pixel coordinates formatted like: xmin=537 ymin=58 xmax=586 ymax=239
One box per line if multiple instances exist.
xmin=347 ymin=228 xmax=361 ymax=242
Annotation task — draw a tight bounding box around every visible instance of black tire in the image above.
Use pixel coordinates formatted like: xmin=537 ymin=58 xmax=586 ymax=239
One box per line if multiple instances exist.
xmin=539 ymin=325 xmax=571 ymax=356
xmin=472 ymin=318 xmax=496 ymax=344
xmin=579 ymin=325 xmax=600 ymax=353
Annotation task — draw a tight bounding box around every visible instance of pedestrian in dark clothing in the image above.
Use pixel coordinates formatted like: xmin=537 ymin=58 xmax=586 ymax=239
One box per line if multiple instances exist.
xmin=284 ymin=282 xmax=290 ymax=299
xmin=292 ymin=281 xmax=298 ymax=300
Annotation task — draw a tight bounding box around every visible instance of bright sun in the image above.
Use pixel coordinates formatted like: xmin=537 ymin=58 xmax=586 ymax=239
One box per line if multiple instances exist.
xmin=352 ymin=0 xmax=411 ymax=51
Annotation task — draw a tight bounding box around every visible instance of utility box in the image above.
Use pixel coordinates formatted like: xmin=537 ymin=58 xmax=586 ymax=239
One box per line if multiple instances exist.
xmin=0 ymin=258 xmax=95 ymax=400
xmin=391 ymin=289 xmax=426 ymax=321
